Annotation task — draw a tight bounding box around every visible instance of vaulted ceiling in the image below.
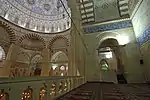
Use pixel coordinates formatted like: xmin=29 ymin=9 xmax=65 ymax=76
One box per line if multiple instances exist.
xmin=79 ymin=0 xmax=140 ymax=25
xmin=0 ymin=0 xmax=140 ymax=32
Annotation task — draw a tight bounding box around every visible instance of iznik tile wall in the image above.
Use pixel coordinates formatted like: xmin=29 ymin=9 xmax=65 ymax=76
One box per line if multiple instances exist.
xmin=137 ymin=26 xmax=150 ymax=46
xmin=84 ymin=21 xmax=133 ymax=34
xmin=132 ymin=0 xmax=150 ymax=47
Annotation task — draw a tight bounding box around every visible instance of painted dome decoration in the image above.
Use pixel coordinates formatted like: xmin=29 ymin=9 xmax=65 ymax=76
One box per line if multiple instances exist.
xmin=0 ymin=0 xmax=71 ymax=33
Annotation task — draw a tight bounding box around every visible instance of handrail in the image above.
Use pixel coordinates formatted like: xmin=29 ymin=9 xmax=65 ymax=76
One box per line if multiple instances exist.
xmin=0 ymin=76 xmax=84 ymax=84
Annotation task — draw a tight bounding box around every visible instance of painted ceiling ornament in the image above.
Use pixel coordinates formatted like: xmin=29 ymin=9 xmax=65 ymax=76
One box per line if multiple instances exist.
xmin=102 ymin=3 xmax=109 ymax=9
xmin=43 ymin=4 xmax=51 ymax=11
xmin=15 ymin=0 xmax=25 ymax=4
xmin=32 ymin=6 xmax=43 ymax=14
xmin=0 ymin=0 xmax=71 ymax=33
xmin=57 ymin=0 xmax=62 ymax=11
xmin=128 ymin=0 xmax=137 ymax=11
xmin=27 ymin=0 xmax=35 ymax=5
xmin=112 ymin=0 xmax=117 ymax=7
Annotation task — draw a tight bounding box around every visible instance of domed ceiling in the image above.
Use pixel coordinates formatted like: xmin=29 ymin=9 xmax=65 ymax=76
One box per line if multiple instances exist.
xmin=0 ymin=0 xmax=71 ymax=33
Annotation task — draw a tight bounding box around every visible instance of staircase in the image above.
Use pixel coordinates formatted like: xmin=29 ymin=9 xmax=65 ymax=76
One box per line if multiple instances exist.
xmin=56 ymin=82 xmax=150 ymax=100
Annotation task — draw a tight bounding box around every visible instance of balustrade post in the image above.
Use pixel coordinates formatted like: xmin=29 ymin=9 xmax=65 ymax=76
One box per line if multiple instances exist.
xmin=55 ymin=80 xmax=61 ymax=97
xmin=43 ymin=82 xmax=50 ymax=100
xmin=9 ymin=86 xmax=23 ymax=100
xmin=33 ymin=87 xmax=40 ymax=100
xmin=68 ymin=79 xmax=71 ymax=91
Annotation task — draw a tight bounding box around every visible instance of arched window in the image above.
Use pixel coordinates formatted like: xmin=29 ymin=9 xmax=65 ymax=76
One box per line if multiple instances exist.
xmin=30 ymin=54 xmax=43 ymax=76
xmin=22 ymin=87 xmax=33 ymax=100
xmin=50 ymin=51 xmax=68 ymax=76
xmin=39 ymin=87 xmax=46 ymax=100
xmin=100 ymin=59 xmax=109 ymax=71
xmin=0 ymin=46 xmax=5 ymax=67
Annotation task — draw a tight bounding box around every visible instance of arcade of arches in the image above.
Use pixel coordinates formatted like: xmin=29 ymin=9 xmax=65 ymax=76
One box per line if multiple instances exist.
xmin=1 ymin=0 xmax=150 ymax=99
xmin=0 ymin=0 xmax=149 ymax=83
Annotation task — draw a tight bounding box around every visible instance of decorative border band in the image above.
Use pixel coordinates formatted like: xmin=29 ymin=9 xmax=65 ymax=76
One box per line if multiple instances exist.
xmin=137 ymin=26 xmax=150 ymax=46
xmin=83 ymin=21 xmax=133 ymax=34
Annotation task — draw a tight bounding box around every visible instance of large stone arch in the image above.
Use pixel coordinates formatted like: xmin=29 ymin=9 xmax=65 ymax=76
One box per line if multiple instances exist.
xmin=50 ymin=51 xmax=69 ymax=76
xmin=50 ymin=51 xmax=68 ymax=62
xmin=16 ymin=33 xmax=46 ymax=50
xmin=96 ymin=32 xmax=119 ymax=48
xmin=97 ymin=32 xmax=126 ymax=81
xmin=0 ymin=21 xmax=16 ymax=43
xmin=48 ymin=35 xmax=69 ymax=49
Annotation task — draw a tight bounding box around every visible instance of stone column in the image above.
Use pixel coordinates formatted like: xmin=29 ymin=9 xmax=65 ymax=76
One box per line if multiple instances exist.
xmin=1 ymin=43 xmax=20 ymax=77
xmin=68 ymin=29 xmax=76 ymax=76
xmin=67 ymin=0 xmax=84 ymax=76
xmin=41 ymin=48 xmax=50 ymax=76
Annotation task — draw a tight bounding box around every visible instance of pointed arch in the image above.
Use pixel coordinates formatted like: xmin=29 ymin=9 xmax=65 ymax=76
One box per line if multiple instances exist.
xmin=31 ymin=54 xmax=43 ymax=64
xmin=17 ymin=33 xmax=46 ymax=48
xmin=48 ymin=35 xmax=69 ymax=49
xmin=51 ymin=51 xmax=68 ymax=62
xmin=96 ymin=32 xmax=119 ymax=48
xmin=0 ymin=21 xmax=16 ymax=43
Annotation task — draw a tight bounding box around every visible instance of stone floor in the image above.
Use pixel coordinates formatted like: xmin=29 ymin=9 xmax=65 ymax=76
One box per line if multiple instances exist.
xmin=56 ymin=82 xmax=150 ymax=100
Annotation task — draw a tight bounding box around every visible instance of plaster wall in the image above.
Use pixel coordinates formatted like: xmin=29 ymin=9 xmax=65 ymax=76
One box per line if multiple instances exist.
xmin=84 ymin=27 xmax=144 ymax=83
xmin=132 ymin=0 xmax=150 ymax=81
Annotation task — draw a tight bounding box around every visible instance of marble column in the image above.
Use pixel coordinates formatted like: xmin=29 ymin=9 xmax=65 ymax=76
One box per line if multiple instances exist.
xmin=1 ymin=43 xmax=20 ymax=77
xmin=41 ymin=48 xmax=50 ymax=76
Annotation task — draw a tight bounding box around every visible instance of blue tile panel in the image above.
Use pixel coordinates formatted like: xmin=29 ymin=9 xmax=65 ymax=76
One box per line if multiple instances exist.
xmin=137 ymin=26 xmax=150 ymax=46
xmin=83 ymin=21 xmax=133 ymax=34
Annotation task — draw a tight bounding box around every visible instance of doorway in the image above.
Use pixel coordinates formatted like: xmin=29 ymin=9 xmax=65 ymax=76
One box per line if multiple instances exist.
xmin=98 ymin=38 xmax=127 ymax=83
